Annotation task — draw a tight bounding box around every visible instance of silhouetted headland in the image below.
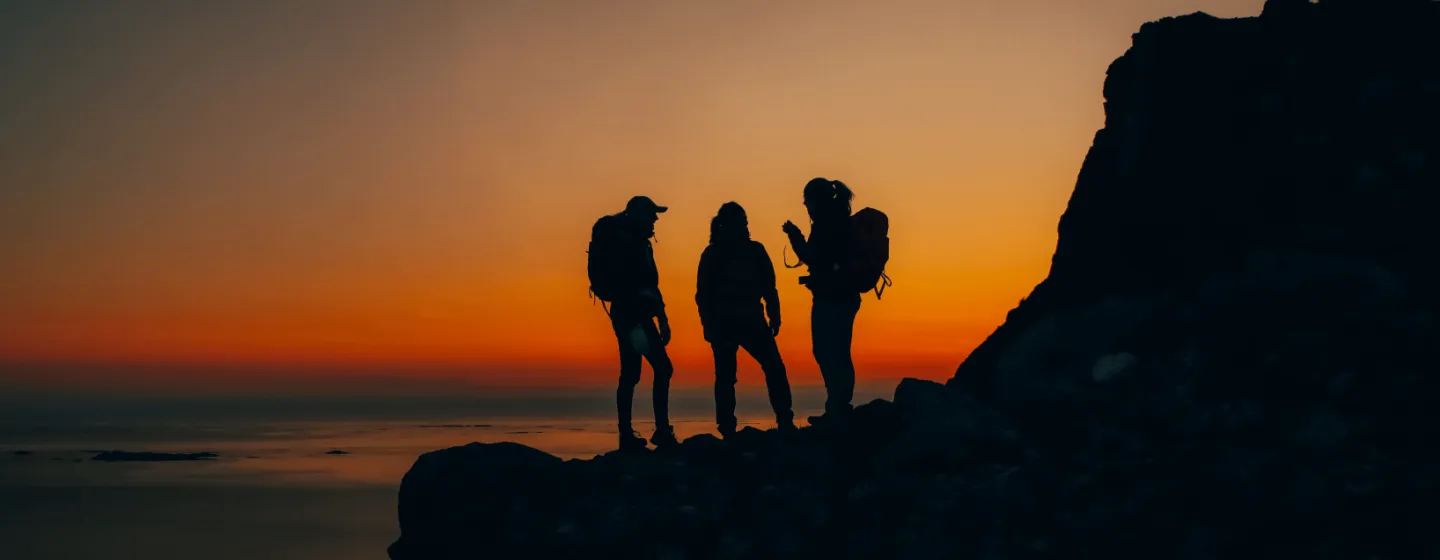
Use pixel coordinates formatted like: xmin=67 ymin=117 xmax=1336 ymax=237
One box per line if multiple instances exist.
xmin=91 ymin=451 xmax=219 ymax=462
xmin=389 ymin=2 xmax=1440 ymax=558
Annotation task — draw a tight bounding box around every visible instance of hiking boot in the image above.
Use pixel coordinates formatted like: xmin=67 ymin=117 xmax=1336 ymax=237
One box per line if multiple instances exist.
xmin=806 ymin=412 xmax=847 ymax=428
xmin=618 ymin=429 xmax=648 ymax=451
xmin=651 ymin=426 xmax=680 ymax=449
xmin=718 ymin=424 xmax=737 ymax=439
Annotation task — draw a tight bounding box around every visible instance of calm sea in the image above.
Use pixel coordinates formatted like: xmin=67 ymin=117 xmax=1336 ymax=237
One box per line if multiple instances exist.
xmin=0 ymin=384 xmax=894 ymax=559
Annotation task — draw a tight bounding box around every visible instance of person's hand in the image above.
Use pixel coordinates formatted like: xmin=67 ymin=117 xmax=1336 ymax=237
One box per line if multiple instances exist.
xmin=769 ymin=318 xmax=782 ymax=338
xmin=658 ymin=314 xmax=672 ymax=346
xmin=782 ymin=221 xmax=802 ymax=238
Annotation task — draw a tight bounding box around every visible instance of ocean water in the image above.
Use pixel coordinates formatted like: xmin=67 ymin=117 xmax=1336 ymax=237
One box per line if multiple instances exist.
xmin=0 ymin=385 xmax=893 ymax=559
xmin=0 ymin=419 xmax=758 ymax=559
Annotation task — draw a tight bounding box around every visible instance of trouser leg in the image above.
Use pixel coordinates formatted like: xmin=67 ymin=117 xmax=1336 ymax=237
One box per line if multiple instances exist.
xmin=812 ymin=299 xmax=860 ymax=416
xmin=711 ymin=342 xmax=739 ymax=431
xmin=741 ymin=334 xmax=792 ymax=423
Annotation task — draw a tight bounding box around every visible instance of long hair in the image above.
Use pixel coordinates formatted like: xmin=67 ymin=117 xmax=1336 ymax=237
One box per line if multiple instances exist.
xmin=709 ymin=202 xmax=749 ymax=245
xmin=803 ymin=177 xmax=854 ymax=221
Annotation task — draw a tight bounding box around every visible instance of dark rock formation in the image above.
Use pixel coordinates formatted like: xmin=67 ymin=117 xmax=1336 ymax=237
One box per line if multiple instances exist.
xmin=390 ymin=394 xmax=1023 ymax=560
xmin=92 ymin=451 xmax=219 ymax=462
xmin=389 ymin=2 xmax=1440 ymax=558
xmin=951 ymin=0 xmax=1440 ymax=416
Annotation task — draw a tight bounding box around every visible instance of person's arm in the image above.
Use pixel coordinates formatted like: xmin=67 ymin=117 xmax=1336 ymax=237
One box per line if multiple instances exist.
xmin=695 ymin=247 xmax=716 ymax=324
xmin=756 ymin=243 xmax=781 ymax=336
xmin=656 ymin=296 xmax=671 ymax=345
xmin=647 ymin=245 xmax=671 ymax=345
xmin=782 ymin=221 xmax=813 ymax=265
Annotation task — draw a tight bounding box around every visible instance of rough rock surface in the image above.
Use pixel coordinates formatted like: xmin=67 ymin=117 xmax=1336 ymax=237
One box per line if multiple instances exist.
xmin=390 ymin=2 xmax=1440 ymax=558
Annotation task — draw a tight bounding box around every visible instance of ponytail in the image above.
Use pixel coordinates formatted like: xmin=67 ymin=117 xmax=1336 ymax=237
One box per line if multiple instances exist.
xmin=831 ymin=180 xmax=854 ymax=216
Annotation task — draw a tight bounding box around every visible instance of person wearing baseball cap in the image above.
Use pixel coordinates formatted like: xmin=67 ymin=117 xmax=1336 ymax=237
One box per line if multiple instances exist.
xmin=586 ymin=195 xmax=678 ymax=450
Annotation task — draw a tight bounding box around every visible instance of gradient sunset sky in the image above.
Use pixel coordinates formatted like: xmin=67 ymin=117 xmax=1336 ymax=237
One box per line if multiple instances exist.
xmin=0 ymin=0 xmax=1265 ymax=392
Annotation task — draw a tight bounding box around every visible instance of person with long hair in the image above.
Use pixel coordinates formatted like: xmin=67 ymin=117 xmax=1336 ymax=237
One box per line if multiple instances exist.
xmin=782 ymin=178 xmax=860 ymax=426
xmin=697 ymin=202 xmax=796 ymax=436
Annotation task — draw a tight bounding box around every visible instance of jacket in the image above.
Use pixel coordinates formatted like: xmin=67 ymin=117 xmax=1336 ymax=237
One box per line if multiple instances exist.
xmin=696 ymin=240 xmax=779 ymax=343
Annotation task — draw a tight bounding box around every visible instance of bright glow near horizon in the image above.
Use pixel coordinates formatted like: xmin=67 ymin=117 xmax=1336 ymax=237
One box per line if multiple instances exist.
xmin=0 ymin=0 xmax=1266 ymax=391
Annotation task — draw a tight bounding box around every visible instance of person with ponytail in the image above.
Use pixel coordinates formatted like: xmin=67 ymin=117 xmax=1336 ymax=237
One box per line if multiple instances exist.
xmin=697 ymin=202 xmax=796 ymax=437
xmin=782 ymin=178 xmax=861 ymax=426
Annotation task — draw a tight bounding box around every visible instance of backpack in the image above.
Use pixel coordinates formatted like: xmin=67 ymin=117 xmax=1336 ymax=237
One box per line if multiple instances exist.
xmin=848 ymin=207 xmax=891 ymax=298
xmin=587 ymin=216 xmax=622 ymax=302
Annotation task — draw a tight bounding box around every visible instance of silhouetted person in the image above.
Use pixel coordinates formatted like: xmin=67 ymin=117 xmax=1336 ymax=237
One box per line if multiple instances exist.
xmin=783 ymin=178 xmax=860 ymax=426
xmin=587 ymin=196 xmax=679 ymax=450
xmin=697 ymin=202 xmax=796 ymax=437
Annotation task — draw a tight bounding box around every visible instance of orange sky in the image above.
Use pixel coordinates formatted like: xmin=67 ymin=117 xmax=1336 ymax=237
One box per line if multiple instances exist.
xmin=0 ymin=0 xmax=1264 ymax=390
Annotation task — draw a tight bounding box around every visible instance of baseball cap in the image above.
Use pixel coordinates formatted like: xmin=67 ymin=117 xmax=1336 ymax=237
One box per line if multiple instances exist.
xmin=625 ymin=195 xmax=668 ymax=215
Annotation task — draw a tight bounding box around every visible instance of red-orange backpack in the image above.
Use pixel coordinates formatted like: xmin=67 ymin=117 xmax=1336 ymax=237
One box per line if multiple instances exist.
xmin=849 ymin=207 xmax=891 ymax=299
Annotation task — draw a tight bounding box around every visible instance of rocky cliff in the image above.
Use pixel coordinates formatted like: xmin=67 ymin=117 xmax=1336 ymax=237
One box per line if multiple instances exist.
xmin=390 ymin=2 xmax=1440 ymax=558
